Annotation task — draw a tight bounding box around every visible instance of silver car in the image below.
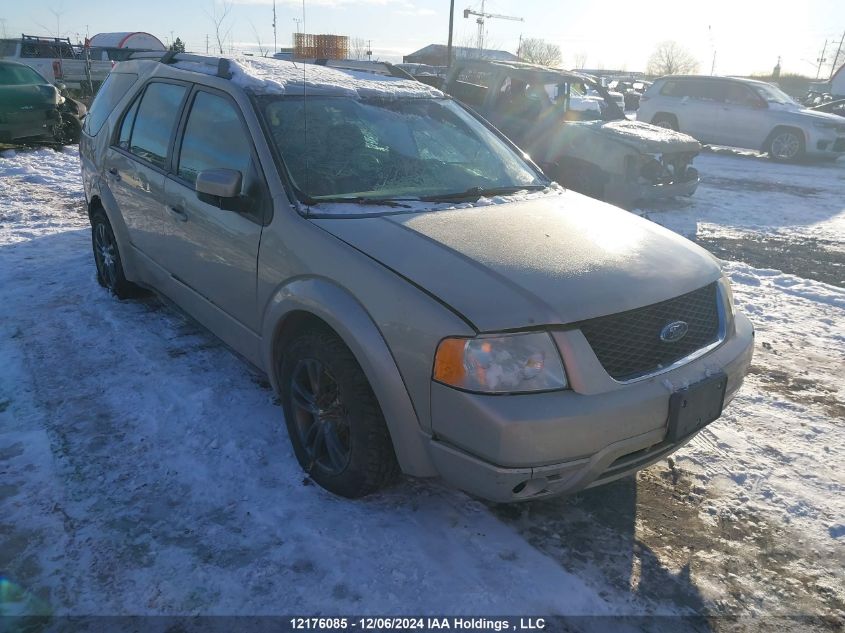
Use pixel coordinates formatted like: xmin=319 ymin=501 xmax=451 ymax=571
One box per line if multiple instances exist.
xmin=79 ymin=53 xmax=754 ymax=502
xmin=638 ymin=75 xmax=845 ymax=161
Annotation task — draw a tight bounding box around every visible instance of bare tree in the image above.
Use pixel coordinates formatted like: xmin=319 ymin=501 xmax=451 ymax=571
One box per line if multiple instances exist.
xmin=350 ymin=37 xmax=368 ymax=61
xmin=519 ymin=37 xmax=562 ymax=67
xmin=573 ymin=51 xmax=588 ymax=69
xmin=248 ymin=19 xmax=268 ymax=57
xmin=646 ymin=40 xmax=700 ymax=76
xmin=205 ymin=1 xmax=234 ymax=55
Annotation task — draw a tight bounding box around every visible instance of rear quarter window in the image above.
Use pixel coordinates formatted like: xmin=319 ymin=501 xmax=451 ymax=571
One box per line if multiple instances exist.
xmin=83 ymin=72 xmax=139 ymax=136
xmin=659 ymin=80 xmax=684 ymax=97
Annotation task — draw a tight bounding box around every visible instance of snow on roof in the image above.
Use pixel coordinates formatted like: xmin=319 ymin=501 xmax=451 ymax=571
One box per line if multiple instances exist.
xmin=173 ymin=56 xmax=444 ymax=99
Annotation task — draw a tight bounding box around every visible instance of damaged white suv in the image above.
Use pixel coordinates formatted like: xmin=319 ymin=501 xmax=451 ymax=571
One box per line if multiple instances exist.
xmin=79 ymin=53 xmax=753 ymax=501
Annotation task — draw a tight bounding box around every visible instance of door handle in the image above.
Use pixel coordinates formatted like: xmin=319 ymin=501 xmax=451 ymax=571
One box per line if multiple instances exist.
xmin=165 ymin=205 xmax=188 ymax=222
xmin=107 ymin=167 xmax=121 ymax=181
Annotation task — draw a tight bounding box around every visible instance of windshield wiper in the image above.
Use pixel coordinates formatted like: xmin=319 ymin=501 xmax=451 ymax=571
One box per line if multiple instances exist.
xmin=301 ymin=195 xmax=419 ymax=209
xmin=419 ymin=184 xmax=548 ymax=202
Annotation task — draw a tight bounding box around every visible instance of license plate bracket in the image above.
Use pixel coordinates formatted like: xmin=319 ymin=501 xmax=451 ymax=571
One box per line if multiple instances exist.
xmin=666 ymin=372 xmax=727 ymax=442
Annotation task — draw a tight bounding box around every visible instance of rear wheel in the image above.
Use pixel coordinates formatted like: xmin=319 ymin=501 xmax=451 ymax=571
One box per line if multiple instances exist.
xmin=768 ymin=128 xmax=805 ymax=162
xmin=90 ymin=209 xmax=140 ymax=299
xmin=279 ymin=327 xmax=399 ymax=498
xmin=651 ymin=114 xmax=679 ymax=131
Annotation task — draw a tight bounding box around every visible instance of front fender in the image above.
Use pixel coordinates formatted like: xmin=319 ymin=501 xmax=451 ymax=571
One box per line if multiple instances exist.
xmin=261 ymin=276 xmax=438 ymax=477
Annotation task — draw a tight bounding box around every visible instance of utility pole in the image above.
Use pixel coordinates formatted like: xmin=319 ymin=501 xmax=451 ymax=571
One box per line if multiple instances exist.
xmin=367 ymin=39 xmax=372 ymax=61
xmin=708 ymin=25 xmax=716 ymax=75
xmin=447 ymin=0 xmax=455 ymax=68
xmin=816 ymin=39 xmax=828 ymax=79
xmin=272 ymin=0 xmax=277 ymax=53
xmin=830 ymin=31 xmax=845 ymax=80
xmin=206 ymin=34 xmax=209 ymax=54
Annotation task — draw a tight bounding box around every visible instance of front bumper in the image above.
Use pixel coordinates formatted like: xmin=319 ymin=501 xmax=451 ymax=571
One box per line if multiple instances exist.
xmin=0 ymin=108 xmax=60 ymax=143
xmin=606 ymin=177 xmax=699 ymax=206
xmin=427 ymin=312 xmax=754 ymax=502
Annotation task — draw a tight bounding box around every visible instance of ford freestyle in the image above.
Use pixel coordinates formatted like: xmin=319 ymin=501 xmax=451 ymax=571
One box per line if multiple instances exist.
xmin=79 ymin=53 xmax=754 ymax=502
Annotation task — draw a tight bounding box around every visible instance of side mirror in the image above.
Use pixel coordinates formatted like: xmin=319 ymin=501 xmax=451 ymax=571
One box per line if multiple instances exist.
xmin=753 ymin=99 xmax=768 ymax=109
xmin=195 ymin=168 xmax=242 ymax=199
xmin=56 ymin=82 xmax=67 ymax=93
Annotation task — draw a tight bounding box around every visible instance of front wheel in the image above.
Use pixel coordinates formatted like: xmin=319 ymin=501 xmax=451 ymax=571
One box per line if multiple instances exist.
xmin=279 ymin=327 xmax=399 ymax=498
xmin=768 ymin=129 xmax=805 ymax=162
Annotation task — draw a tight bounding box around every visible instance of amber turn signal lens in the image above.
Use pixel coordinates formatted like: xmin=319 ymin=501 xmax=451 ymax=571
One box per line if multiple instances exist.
xmin=433 ymin=338 xmax=468 ymax=385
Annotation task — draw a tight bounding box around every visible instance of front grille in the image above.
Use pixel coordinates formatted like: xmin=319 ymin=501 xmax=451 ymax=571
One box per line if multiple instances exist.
xmin=833 ymin=138 xmax=845 ymax=152
xmin=578 ymin=283 xmax=721 ymax=381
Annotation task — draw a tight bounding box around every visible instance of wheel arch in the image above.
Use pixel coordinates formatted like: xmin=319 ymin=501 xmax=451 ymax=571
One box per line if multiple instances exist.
xmin=86 ymin=182 xmax=143 ymax=283
xmin=261 ymin=277 xmax=437 ymax=477
xmin=762 ymin=125 xmax=807 ymax=154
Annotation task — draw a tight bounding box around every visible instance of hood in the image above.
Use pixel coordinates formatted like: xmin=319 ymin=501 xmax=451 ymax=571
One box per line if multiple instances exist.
xmin=0 ymin=84 xmax=59 ymax=109
xmin=576 ymin=119 xmax=702 ymax=153
xmin=313 ymin=191 xmax=721 ymax=332
xmin=788 ymin=107 xmax=845 ymax=126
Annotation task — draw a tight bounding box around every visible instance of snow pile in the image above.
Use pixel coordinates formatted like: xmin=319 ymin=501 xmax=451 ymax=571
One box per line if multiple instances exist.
xmin=637 ymin=152 xmax=845 ymax=243
xmin=0 ymin=146 xmax=86 ymax=245
xmin=174 ymin=57 xmax=443 ymax=99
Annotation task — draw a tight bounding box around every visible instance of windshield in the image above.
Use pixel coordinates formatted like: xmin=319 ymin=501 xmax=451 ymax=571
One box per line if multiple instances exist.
xmin=259 ymin=96 xmax=545 ymax=205
xmin=0 ymin=63 xmax=49 ymax=86
xmin=752 ymin=83 xmax=798 ymax=106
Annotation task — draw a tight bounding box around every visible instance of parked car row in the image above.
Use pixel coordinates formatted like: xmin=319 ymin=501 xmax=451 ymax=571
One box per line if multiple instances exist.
xmin=0 ymin=59 xmax=86 ymax=145
xmin=638 ymin=75 xmax=845 ymax=162
xmin=439 ymin=60 xmax=701 ymax=207
xmin=0 ymin=34 xmax=113 ymax=95
xmin=78 ymin=52 xmax=753 ymax=502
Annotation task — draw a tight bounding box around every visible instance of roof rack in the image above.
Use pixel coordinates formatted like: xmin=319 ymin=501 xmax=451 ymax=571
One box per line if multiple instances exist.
xmin=22 ymin=33 xmax=74 ymax=45
xmin=126 ymin=51 xmax=233 ymax=79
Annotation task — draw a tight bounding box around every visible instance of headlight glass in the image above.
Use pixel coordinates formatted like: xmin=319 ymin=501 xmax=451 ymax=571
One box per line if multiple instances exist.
xmin=434 ymin=332 xmax=567 ymax=393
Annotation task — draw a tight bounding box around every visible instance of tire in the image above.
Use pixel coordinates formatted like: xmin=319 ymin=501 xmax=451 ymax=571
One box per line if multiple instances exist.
xmin=90 ymin=209 xmax=140 ymax=299
xmin=279 ymin=327 xmax=399 ymax=498
xmin=767 ymin=128 xmax=805 ymax=162
xmin=651 ymin=114 xmax=679 ymax=131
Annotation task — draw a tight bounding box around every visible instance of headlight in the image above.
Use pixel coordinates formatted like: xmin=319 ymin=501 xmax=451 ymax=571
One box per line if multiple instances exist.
xmin=433 ymin=332 xmax=567 ymax=393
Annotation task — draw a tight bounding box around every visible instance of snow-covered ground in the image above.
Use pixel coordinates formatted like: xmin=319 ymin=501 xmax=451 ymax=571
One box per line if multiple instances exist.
xmin=0 ymin=146 xmax=843 ymax=629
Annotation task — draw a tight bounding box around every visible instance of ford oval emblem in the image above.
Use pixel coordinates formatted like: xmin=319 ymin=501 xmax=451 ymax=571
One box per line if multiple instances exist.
xmin=660 ymin=320 xmax=689 ymax=343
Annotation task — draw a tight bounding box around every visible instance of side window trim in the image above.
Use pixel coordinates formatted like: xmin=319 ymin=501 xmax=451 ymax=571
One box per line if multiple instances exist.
xmin=170 ymin=84 xmax=273 ymax=226
xmin=109 ymin=78 xmax=191 ymax=175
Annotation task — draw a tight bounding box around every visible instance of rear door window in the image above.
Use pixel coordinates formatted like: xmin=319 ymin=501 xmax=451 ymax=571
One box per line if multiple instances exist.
xmin=125 ymin=82 xmax=188 ymax=169
xmin=84 ymin=72 xmax=139 ymax=135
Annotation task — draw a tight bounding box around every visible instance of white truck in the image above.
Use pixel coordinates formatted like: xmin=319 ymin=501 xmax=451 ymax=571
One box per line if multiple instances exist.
xmin=0 ymin=34 xmax=113 ymax=97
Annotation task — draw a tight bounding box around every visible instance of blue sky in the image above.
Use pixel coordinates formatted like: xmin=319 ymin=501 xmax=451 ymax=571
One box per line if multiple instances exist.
xmin=2 ymin=0 xmax=844 ymax=76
